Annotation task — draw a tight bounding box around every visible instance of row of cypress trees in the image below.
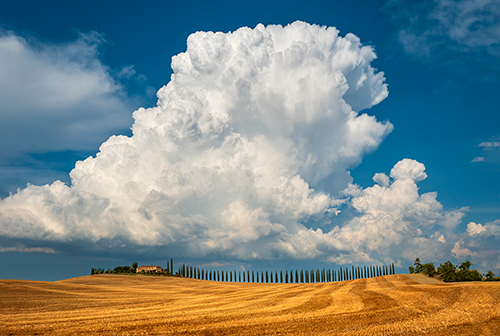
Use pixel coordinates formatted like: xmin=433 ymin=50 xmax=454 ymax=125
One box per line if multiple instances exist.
xmin=173 ymin=263 xmax=395 ymax=283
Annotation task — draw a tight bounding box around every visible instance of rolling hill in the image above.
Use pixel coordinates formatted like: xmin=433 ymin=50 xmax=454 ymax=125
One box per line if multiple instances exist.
xmin=1 ymin=274 xmax=499 ymax=335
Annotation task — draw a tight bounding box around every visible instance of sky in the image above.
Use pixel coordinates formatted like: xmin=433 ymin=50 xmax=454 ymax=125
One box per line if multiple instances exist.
xmin=0 ymin=0 xmax=499 ymax=281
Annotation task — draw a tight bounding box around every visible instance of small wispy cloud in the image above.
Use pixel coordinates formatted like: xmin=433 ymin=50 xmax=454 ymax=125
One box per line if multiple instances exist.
xmin=0 ymin=245 xmax=57 ymax=254
xmin=386 ymin=0 xmax=500 ymax=57
xmin=479 ymin=142 xmax=500 ymax=147
xmin=473 ymin=138 xmax=500 ymax=163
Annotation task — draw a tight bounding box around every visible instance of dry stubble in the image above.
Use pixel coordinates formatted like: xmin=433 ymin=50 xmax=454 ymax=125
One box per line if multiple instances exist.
xmin=1 ymin=274 xmax=499 ymax=335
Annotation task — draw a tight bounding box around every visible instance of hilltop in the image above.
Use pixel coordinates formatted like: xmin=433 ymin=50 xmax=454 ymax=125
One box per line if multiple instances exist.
xmin=1 ymin=274 xmax=499 ymax=335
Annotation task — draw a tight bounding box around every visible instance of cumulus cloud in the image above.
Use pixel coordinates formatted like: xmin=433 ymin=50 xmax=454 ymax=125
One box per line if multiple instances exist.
xmin=0 ymin=30 xmax=137 ymax=158
xmin=467 ymin=222 xmax=486 ymax=235
xmin=334 ymin=158 xmax=467 ymax=264
xmin=1 ymin=21 xmax=497 ymax=272
xmin=0 ymin=22 xmax=392 ymax=260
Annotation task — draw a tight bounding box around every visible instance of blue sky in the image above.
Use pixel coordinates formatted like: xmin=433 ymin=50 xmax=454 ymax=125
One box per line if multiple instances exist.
xmin=0 ymin=0 xmax=499 ymax=280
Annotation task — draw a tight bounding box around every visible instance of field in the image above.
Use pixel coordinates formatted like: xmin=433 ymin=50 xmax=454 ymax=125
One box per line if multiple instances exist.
xmin=1 ymin=274 xmax=499 ymax=335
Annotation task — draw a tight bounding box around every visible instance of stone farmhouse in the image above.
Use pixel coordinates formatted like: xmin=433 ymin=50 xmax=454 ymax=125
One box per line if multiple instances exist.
xmin=136 ymin=265 xmax=163 ymax=273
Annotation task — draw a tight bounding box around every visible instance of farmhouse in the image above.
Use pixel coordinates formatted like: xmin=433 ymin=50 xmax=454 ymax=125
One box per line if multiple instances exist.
xmin=136 ymin=265 xmax=163 ymax=273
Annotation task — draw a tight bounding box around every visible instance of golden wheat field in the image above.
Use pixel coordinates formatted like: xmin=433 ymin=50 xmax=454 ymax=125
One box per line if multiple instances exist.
xmin=1 ymin=274 xmax=499 ymax=335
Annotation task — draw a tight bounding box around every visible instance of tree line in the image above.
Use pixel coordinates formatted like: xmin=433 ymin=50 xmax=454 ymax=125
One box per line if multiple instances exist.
xmin=408 ymin=258 xmax=500 ymax=282
xmin=174 ymin=262 xmax=395 ymax=283
xmin=91 ymin=262 xmax=140 ymax=275
xmin=92 ymin=259 xmax=397 ymax=283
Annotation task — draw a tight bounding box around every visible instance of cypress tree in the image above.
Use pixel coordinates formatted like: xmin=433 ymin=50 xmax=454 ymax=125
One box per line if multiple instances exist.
xmin=170 ymin=259 xmax=174 ymax=274
xmin=300 ymin=270 xmax=304 ymax=283
xmin=392 ymin=263 xmax=395 ymax=275
xmin=285 ymin=271 xmax=289 ymax=283
xmin=280 ymin=271 xmax=283 ymax=283
xmin=251 ymin=271 xmax=254 ymax=283
xmin=309 ymin=270 xmax=313 ymax=283
xmin=274 ymin=271 xmax=277 ymax=284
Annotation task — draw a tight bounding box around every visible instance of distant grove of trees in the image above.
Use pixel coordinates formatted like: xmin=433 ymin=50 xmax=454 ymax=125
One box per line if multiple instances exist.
xmin=91 ymin=259 xmax=397 ymax=284
xmin=91 ymin=262 xmax=140 ymax=275
xmin=409 ymin=258 xmax=500 ymax=282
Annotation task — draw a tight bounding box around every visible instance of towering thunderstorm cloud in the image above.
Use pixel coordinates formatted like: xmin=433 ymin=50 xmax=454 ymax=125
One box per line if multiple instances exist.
xmin=3 ymin=22 xmax=495 ymax=267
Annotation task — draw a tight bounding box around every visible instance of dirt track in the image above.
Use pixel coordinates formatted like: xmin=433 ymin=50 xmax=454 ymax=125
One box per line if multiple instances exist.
xmin=1 ymin=274 xmax=499 ymax=335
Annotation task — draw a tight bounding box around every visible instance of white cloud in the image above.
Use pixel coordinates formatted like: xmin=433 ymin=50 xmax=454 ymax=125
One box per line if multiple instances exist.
xmin=373 ymin=173 xmax=390 ymax=187
xmin=467 ymin=221 xmax=486 ymax=235
xmin=433 ymin=0 xmax=500 ymax=49
xmin=479 ymin=142 xmax=500 ymax=147
xmin=473 ymin=138 xmax=500 ymax=163
xmin=388 ymin=0 xmax=500 ymax=56
xmin=0 ymin=31 xmax=135 ymax=158
xmin=0 ymin=22 xmax=392 ymax=261
xmin=331 ymin=159 xmax=470 ymax=264
xmin=451 ymin=241 xmax=480 ymax=258
xmin=389 ymin=158 xmax=427 ymax=181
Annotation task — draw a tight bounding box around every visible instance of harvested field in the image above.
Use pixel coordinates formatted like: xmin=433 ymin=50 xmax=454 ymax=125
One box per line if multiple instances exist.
xmin=1 ymin=274 xmax=499 ymax=335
